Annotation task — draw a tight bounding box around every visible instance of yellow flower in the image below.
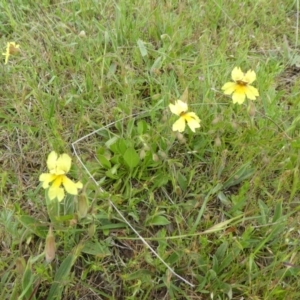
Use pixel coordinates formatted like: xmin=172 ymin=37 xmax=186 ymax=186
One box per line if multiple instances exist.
xmin=169 ymin=100 xmax=201 ymax=132
xmin=222 ymin=67 xmax=259 ymax=104
xmin=39 ymin=151 xmax=83 ymax=202
xmin=2 ymin=42 xmax=20 ymax=64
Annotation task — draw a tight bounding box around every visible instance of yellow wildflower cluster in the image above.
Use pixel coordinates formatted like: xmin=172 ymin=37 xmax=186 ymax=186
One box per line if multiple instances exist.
xmin=169 ymin=67 xmax=259 ymax=133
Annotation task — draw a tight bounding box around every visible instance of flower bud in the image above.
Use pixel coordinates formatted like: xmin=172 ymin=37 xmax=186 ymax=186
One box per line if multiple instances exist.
xmin=78 ymin=194 xmax=89 ymax=219
xmin=45 ymin=226 xmax=56 ymax=263
xmin=139 ymin=149 xmax=146 ymax=160
xmin=15 ymin=257 xmax=26 ymax=274
xmin=152 ymin=153 xmax=159 ymax=162
xmin=78 ymin=30 xmax=86 ymax=37
xmin=88 ymin=223 xmax=96 ymax=238
xmin=247 ymin=101 xmax=256 ymax=117
xmin=214 ymin=136 xmax=222 ymax=147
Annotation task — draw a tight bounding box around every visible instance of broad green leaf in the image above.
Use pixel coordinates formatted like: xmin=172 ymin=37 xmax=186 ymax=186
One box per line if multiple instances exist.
xmin=105 ymin=136 xmax=119 ymax=151
xmin=97 ymin=154 xmax=111 ymax=169
xmin=127 ymin=119 xmax=135 ymax=136
xmin=82 ymin=241 xmax=111 ymax=257
xmin=223 ymin=163 xmax=255 ymax=189
xmin=150 ymin=56 xmax=163 ymax=74
xmin=47 ymin=246 xmax=82 ymax=300
xmin=215 ymin=241 xmax=228 ymax=261
xmin=117 ymin=139 xmax=128 ymax=155
xmin=137 ymin=120 xmax=148 ymax=135
xmin=16 ymin=215 xmax=48 ymax=238
xmin=166 ymin=252 xmax=180 ymax=264
xmin=146 ymin=215 xmax=170 ymax=226
xmin=20 ymin=263 xmax=35 ymax=300
xmin=177 ymin=171 xmax=187 ymax=191
xmin=123 ymin=147 xmax=140 ymax=169
xmin=137 ymin=39 xmax=148 ymax=57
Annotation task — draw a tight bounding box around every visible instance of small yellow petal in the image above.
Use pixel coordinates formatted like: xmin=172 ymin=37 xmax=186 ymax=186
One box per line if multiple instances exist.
xmin=172 ymin=117 xmax=186 ymax=132
xmin=231 ymin=67 xmax=244 ymax=81
xmin=169 ymin=100 xmax=188 ymax=116
xmin=245 ymin=85 xmax=259 ymax=100
xmin=47 ymin=151 xmax=58 ymax=171
xmin=39 ymin=173 xmax=57 ymax=189
xmin=222 ymin=82 xmax=237 ymax=95
xmin=184 ymin=112 xmax=201 ymax=132
xmin=48 ymin=186 xmax=65 ymax=201
xmin=62 ymin=176 xmax=82 ymax=195
xmin=56 ymin=153 xmax=72 ymax=174
xmin=244 ymin=70 xmax=256 ymax=84
xmin=187 ymin=118 xmax=201 ymax=132
xmin=185 ymin=112 xmax=201 ymax=123
xmin=232 ymin=92 xmax=246 ymax=104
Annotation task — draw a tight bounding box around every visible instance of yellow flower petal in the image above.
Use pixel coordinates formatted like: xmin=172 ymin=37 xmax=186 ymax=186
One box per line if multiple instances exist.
xmin=47 ymin=151 xmax=58 ymax=172
xmin=62 ymin=176 xmax=82 ymax=195
xmin=184 ymin=112 xmax=201 ymax=132
xmin=169 ymin=100 xmax=188 ymax=116
xmin=187 ymin=119 xmax=201 ymax=132
xmin=56 ymin=153 xmax=72 ymax=174
xmin=231 ymin=67 xmax=244 ymax=81
xmin=186 ymin=112 xmax=200 ymax=122
xmin=244 ymin=70 xmax=256 ymax=84
xmin=245 ymin=85 xmax=259 ymax=100
xmin=232 ymin=91 xmax=246 ymax=104
xmin=222 ymin=82 xmax=237 ymax=95
xmin=172 ymin=117 xmax=186 ymax=132
xmin=39 ymin=173 xmax=57 ymax=188
xmin=48 ymin=186 xmax=65 ymax=201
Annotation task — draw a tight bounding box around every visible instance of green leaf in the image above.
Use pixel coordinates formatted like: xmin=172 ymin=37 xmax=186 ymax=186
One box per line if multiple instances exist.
xmin=272 ymin=200 xmax=282 ymax=222
xmin=82 ymin=241 xmax=111 ymax=257
xmin=291 ymin=140 xmax=300 ymax=149
xmin=105 ymin=136 xmax=119 ymax=151
xmin=258 ymin=199 xmax=268 ymax=225
xmin=166 ymin=252 xmax=180 ymax=264
xmin=127 ymin=119 xmax=135 ymax=136
xmin=215 ymin=241 xmax=228 ymax=261
xmin=47 ymin=247 xmax=81 ymax=300
xmin=137 ymin=120 xmax=148 ymax=135
xmin=117 ymin=138 xmax=128 ymax=155
xmin=20 ymin=262 xmax=35 ymax=300
xmin=137 ymin=39 xmax=148 ymax=57
xmin=150 ymin=56 xmax=163 ymax=74
xmin=146 ymin=215 xmax=170 ymax=226
xmin=97 ymin=154 xmax=111 ymax=169
xmin=16 ymin=215 xmax=48 ymax=238
xmin=177 ymin=171 xmax=187 ymax=191
xmin=122 ymin=269 xmax=152 ymax=281
xmin=223 ymin=162 xmax=255 ymax=189
xmin=123 ymin=147 xmax=140 ymax=169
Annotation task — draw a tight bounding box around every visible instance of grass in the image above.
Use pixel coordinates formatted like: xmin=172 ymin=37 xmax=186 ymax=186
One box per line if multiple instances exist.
xmin=1 ymin=0 xmax=300 ymax=299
